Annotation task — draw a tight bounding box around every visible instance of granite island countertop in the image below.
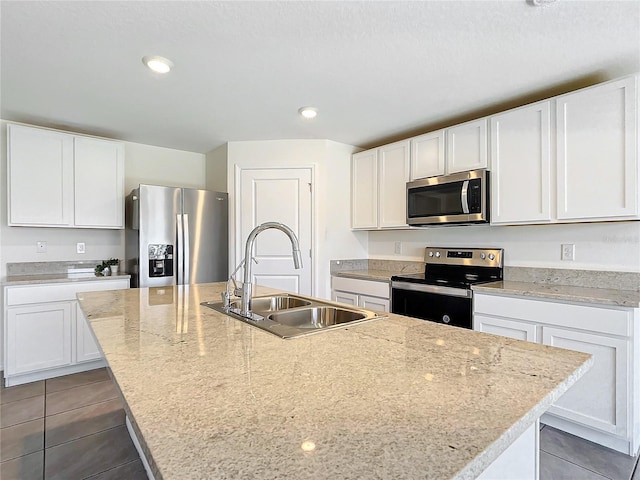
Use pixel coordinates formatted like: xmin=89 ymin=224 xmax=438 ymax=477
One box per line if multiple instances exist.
xmin=77 ymin=283 xmax=591 ymax=480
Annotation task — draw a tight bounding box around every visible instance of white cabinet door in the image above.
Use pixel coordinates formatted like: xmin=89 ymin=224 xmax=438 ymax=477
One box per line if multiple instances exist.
xmin=557 ymin=76 xmax=638 ymax=221
xmin=490 ymin=101 xmax=552 ymax=225
xmin=332 ymin=291 xmax=358 ymax=306
xmin=75 ymin=303 xmax=103 ymax=363
xmin=359 ymin=294 xmax=389 ymax=312
xmin=410 ymin=130 xmax=445 ymax=180
xmin=474 ymin=314 xmax=537 ymax=342
xmin=378 ymin=140 xmax=410 ymax=228
xmin=74 ymin=136 xmax=125 ymax=228
xmin=6 ymin=302 xmax=73 ymax=374
xmin=351 ymin=149 xmax=378 ymax=229
xmin=543 ymin=326 xmax=628 ymax=436
xmin=7 ymin=124 xmax=74 ymax=226
xmin=446 ymin=118 xmax=488 ymax=174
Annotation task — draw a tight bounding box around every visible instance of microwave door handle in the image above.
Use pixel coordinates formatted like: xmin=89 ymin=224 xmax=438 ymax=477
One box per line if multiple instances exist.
xmin=461 ymin=180 xmax=470 ymax=214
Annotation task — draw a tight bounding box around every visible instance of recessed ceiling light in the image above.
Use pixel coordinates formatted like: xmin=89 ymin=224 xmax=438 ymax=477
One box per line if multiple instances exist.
xmin=142 ymin=56 xmax=173 ymax=74
xmin=298 ymin=107 xmax=318 ymax=120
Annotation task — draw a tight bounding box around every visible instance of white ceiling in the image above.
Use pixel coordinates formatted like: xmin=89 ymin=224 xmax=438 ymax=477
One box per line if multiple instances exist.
xmin=1 ymin=1 xmax=639 ymax=154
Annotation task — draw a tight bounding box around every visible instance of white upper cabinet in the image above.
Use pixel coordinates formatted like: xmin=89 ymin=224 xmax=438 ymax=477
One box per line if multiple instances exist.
xmin=490 ymin=101 xmax=552 ymax=225
xmin=490 ymin=74 xmax=639 ymax=225
xmin=7 ymin=123 xmax=125 ymax=229
xmin=351 ymin=140 xmax=410 ymax=230
xmin=378 ymin=141 xmax=410 ymax=228
xmin=351 ymin=149 xmax=378 ymax=229
xmin=446 ymin=118 xmax=489 ymax=174
xmin=74 ymin=136 xmax=125 ymax=228
xmin=410 ymin=130 xmax=445 ymax=180
xmin=7 ymin=124 xmax=74 ymax=226
xmin=556 ymin=76 xmax=638 ymax=221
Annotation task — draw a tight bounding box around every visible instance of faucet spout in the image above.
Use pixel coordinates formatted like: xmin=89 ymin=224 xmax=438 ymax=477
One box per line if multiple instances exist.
xmin=240 ymin=222 xmax=303 ymax=316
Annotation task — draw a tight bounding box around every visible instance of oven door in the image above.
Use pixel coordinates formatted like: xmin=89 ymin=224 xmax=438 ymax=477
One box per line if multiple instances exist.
xmin=391 ymin=282 xmax=472 ymax=329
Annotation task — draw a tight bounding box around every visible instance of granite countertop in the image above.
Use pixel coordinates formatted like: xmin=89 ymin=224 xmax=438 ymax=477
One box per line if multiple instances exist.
xmin=77 ymin=283 xmax=591 ymax=480
xmin=473 ymin=281 xmax=640 ymax=308
xmin=331 ymin=269 xmax=396 ymax=282
xmin=2 ymin=272 xmax=131 ymax=286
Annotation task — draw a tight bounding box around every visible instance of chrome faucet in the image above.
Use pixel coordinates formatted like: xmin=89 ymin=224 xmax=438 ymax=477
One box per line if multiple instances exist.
xmin=240 ymin=222 xmax=303 ymax=317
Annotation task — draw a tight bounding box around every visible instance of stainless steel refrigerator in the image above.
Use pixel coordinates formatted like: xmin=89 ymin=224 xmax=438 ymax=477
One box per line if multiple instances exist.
xmin=125 ymin=184 xmax=228 ymax=287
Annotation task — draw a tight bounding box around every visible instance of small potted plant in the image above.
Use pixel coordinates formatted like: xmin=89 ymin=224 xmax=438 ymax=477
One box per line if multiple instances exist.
xmin=95 ymin=258 xmax=119 ymax=276
xmin=106 ymin=258 xmax=120 ymax=275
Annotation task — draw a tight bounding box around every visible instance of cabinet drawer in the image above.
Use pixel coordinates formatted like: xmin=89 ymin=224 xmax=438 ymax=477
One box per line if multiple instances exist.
xmin=331 ymin=276 xmax=390 ymax=299
xmin=474 ymin=294 xmax=631 ymax=337
xmin=6 ymin=279 xmax=129 ymax=306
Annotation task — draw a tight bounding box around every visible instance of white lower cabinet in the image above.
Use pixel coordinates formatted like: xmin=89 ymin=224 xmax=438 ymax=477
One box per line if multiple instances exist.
xmin=473 ymin=292 xmax=639 ymax=455
xmin=75 ymin=303 xmax=103 ymax=363
xmin=331 ymin=276 xmax=390 ymax=312
xmin=542 ymin=326 xmax=628 ymax=437
xmin=7 ymin=302 xmax=73 ymax=374
xmin=474 ymin=314 xmax=538 ymax=342
xmin=3 ymin=278 xmax=129 ymax=386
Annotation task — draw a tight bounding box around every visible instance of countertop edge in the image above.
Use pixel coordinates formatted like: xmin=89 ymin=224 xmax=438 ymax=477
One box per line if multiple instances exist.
xmin=2 ymin=273 xmax=132 ymax=286
xmin=455 ymin=353 xmax=594 ymax=480
xmin=472 ymin=281 xmax=640 ymax=308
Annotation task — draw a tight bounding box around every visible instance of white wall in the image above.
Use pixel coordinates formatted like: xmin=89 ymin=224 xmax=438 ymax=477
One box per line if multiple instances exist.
xmin=205 ymin=143 xmax=228 ymax=193
xmin=124 ymin=141 xmax=206 ymax=193
xmin=368 ymin=221 xmax=640 ymax=272
xmin=225 ymin=139 xmax=368 ymax=299
xmin=0 ymin=120 xmax=207 ymax=277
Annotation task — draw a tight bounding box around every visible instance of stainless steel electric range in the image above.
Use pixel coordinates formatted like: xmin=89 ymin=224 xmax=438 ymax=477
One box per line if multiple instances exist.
xmin=390 ymin=247 xmax=504 ymax=329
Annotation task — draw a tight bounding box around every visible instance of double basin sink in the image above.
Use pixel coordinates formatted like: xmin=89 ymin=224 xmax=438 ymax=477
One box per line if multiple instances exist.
xmin=202 ymin=293 xmax=385 ymax=339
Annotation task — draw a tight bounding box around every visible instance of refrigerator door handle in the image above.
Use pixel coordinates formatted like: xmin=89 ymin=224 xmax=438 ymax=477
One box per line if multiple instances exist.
xmin=176 ymin=214 xmax=184 ymax=284
xmin=183 ymin=214 xmax=190 ymax=284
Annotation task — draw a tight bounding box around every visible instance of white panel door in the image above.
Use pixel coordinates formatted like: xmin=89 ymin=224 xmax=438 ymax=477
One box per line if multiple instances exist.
xmin=74 ymin=136 xmax=125 ymax=228
xmin=474 ymin=314 xmax=537 ymax=342
xmin=446 ymin=118 xmax=488 ymax=174
xmin=378 ymin=140 xmax=410 ymax=228
xmin=557 ymin=76 xmax=638 ymax=220
xmin=410 ymin=130 xmax=445 ymax=180
xmin=490 ymin=101 xmax=552 ymax=224
xmin=239 ymin=168 xmax=312 ymax=295
xmin=351 ymin=149 xmax=378 ymax=229
xmin=7 ymin=124 xmax=74 ymax=226
xmin=332 ymin=291 xmax=358 ymax=306
xmin=75 ymin=303 xmax=103 ymax=363
xmin=7 ymin=302 xmax=73 ymax=374
xmin=359 ymin=295 xmax=389 ymax=313
xmin=543 ymin=326 xmax=628 ymax=436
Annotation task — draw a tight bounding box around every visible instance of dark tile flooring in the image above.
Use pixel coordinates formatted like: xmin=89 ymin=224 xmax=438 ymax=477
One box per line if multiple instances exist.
xmin=0 ymin=368 xmax=146 ymax=480
xmin=1 ymin=369 xmax=639 ymax=479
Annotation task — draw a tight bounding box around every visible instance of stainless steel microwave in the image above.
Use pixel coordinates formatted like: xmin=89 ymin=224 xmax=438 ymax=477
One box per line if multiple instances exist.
xmin=406 ymin=169 xmax=489 ymax=226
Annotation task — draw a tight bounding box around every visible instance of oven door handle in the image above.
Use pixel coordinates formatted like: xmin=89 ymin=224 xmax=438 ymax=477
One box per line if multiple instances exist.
xmin=391 ymin=281 xmax=472 ymax=298
xmin=461 ymin=180 xmax=470 ymax=214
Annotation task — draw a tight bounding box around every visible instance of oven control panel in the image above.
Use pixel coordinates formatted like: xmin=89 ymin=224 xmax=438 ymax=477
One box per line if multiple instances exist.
xmin=424 ymin=247 xmax=503 ymax=268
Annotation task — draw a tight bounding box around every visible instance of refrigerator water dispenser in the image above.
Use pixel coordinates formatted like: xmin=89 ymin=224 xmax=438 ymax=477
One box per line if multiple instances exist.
xmin=148 ymin=244 xmax=174 ymax=277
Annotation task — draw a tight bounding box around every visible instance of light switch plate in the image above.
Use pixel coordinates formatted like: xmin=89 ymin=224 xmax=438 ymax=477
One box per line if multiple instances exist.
xmin=77 ymin=242 xmax=86 ymax=254
xmin=36 ymin=241 xmax=47 ymax=253
xmin=394 ymin=241 xmax=402 ymax=254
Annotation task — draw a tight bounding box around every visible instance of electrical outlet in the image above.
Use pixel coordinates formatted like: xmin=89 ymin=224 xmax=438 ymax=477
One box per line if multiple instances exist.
xmin=36 ymin=241 xmax=47 ymax=253
xmin=561 ymin=243 xmax=575 ymax=261
xmin=77 ymin=242 xmax=86 ymax=254
xmin=394 ymin=241 xmax=402 ymax=254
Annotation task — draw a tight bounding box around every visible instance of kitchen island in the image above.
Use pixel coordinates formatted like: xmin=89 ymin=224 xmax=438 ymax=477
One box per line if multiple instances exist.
xmin=77 ymin=283 xmax=592 ymax=480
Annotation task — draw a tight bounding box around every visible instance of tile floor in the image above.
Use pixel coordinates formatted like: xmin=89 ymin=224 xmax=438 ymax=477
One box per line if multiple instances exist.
xmin=0 ymin=368 xmax=146 ymax=480
xmin=1 ymin=368 xmax=639 ymax=479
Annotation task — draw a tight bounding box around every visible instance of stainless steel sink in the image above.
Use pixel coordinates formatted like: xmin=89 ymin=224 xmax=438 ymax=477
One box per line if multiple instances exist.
xmin=269 ymin=307 xmax=367 ymax=329
xmin=201 ymin=294 xmax=385 ymax=339
xmin=228 ymin=295 xmax=311 ymax=312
